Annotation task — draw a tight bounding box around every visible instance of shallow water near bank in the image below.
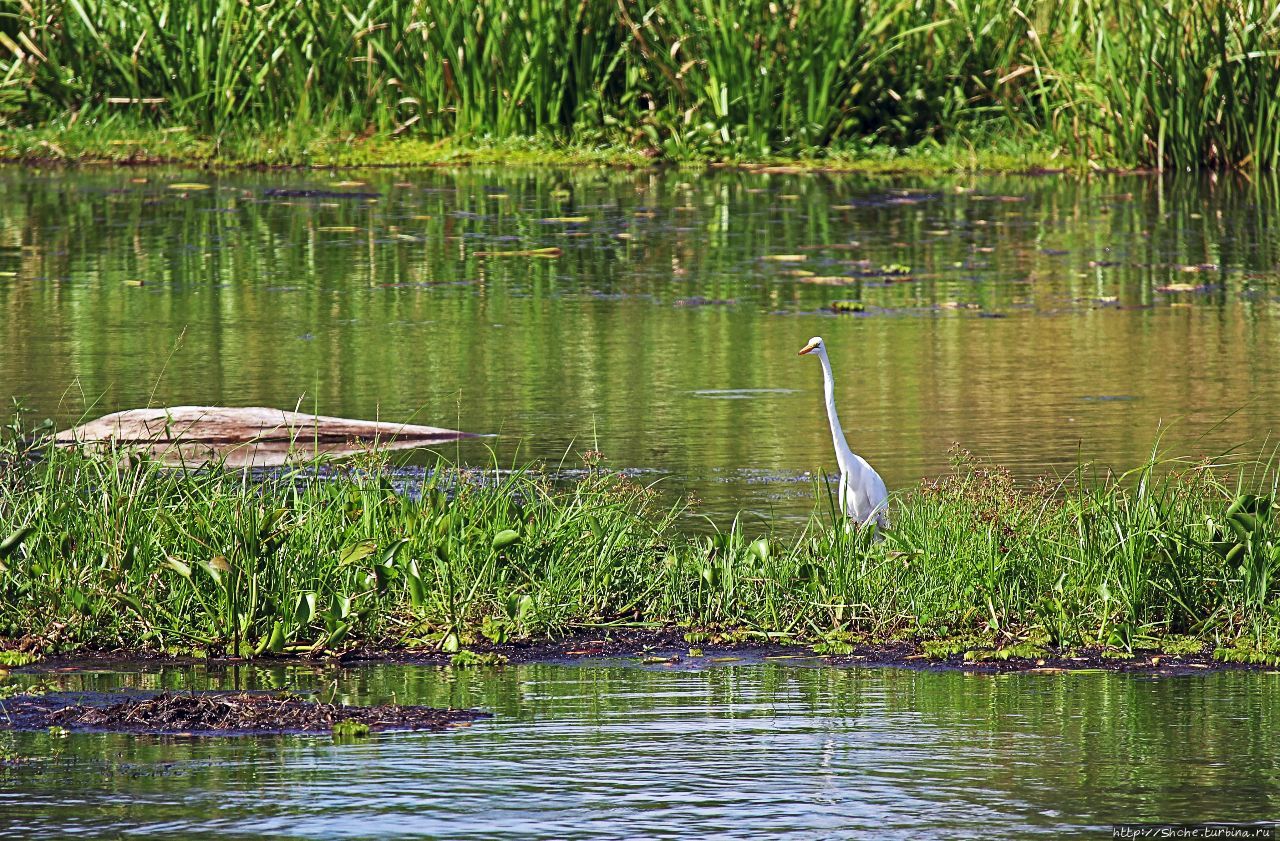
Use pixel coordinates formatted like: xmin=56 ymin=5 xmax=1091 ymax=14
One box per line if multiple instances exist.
xmin=3 ymin=167 xmax=1280 ymax=522
xmin=1 ymin=661 xmax=1277 ymax=838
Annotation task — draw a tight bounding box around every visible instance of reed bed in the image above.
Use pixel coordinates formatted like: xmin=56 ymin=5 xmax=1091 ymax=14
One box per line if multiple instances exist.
xmin=2 ymin=0 xmax=1278 ymax=167
xmin=1 ymin=423 xmax=1278 ymax=664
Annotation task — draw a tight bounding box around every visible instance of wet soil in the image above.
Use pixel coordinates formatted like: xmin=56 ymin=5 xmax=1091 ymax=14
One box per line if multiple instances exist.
xmin=7 ymin=629 xmax=1260 ymax=683
xmin=1 ymin=691 xmax=489 ymax=736
xmin=282 ymin=630 xmax=1259 ymax=676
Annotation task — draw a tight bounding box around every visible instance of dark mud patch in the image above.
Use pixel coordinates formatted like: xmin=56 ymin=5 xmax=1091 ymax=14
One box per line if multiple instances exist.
xmin=1 ymin=690 xmax=489 ymax=736
xmin=13 ymin=629 xmax=1265 ymax=677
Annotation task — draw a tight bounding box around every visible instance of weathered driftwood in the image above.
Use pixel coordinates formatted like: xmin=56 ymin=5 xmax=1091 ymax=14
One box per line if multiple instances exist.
xmin=55 ymin=406 xmax=475 ymax=468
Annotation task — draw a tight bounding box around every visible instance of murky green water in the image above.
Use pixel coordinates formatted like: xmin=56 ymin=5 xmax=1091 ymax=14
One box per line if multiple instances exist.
xmin=2 ymin=168 xmax=1280 ymax=519
xmin=1 ymin=661 xmax=1277 ymax=838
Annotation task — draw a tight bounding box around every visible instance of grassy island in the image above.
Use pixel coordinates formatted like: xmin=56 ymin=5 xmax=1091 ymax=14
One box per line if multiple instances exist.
xmin=2 ymin=420 xmax=1278 ymax=669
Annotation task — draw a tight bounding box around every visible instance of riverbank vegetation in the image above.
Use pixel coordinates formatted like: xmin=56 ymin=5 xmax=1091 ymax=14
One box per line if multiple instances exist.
xmin=2 ymin=0 xmax=1278 ymax=169
xmin=2 ymin=422 xmax=1278 ymax=667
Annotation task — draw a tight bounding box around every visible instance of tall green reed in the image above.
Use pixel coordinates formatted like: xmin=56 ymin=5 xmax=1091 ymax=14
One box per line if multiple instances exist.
xmin=3 ymin=0 xmax=1278 ymax=167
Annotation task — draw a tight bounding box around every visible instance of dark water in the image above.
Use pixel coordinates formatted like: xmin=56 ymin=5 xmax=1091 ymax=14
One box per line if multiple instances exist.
xmin=2 ymin=168 xmax=1280 ymax=520
xmin=1 ymin=661 xmax=1277 ymax=838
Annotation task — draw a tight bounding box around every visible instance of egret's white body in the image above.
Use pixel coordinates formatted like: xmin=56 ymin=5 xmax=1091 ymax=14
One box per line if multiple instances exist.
xmin=798 ymin=336 xmax=889 ymax=530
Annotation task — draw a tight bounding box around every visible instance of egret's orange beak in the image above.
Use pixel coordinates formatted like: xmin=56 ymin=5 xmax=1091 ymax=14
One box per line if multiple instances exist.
xmin=798 ymin=340 xmax=819 ymax=356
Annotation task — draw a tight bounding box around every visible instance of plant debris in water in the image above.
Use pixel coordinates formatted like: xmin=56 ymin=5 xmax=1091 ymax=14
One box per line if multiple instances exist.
xmin=1 ymin=691 xmax=488 ymax=736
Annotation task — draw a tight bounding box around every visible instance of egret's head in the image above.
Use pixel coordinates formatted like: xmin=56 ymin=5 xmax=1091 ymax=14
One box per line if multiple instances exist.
xmin=798 ymin=336 xmax=824 ymax=356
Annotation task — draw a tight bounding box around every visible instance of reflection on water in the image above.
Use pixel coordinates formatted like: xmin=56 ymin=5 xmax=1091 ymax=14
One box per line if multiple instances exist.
xmin=2 ymin=168 xmax=1279 ymax=520
xmin=1 ymin=662 xmax=1276 ymax=838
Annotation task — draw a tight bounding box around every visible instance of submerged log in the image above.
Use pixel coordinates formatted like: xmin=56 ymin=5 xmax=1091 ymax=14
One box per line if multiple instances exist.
xmin=54 ymin=406 xmax=476 ymax=468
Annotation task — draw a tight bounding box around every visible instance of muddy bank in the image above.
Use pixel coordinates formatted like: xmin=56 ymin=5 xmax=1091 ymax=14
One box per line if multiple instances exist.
xmin=11 ymin=629 xmax=1266 ymax=678
xmin=1 ymin=690 xmax=489 ymax=736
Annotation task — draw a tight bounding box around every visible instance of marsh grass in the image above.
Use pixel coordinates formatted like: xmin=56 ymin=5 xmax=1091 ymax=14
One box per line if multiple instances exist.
xmin=1 ymin=413 xmax=1278 ymax=661
xmin=2 ymin=0 xmax=1278 ymax=167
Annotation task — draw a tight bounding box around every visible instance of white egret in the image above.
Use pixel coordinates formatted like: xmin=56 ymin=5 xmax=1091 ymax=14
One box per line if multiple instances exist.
xmin=798 ymin=336 xmax=889 ymax=530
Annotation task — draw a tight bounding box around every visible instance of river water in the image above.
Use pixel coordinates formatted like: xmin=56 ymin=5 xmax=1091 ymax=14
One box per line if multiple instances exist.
xmin=2 ymin=167 xmax=1279 ymax=521
xmin=1 ymin=660 xmax=1277 ymax=838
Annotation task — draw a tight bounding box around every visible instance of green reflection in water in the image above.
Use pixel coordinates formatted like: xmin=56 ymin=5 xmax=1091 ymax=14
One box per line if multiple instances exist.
xmin=2 ymin=168 xmax=1279 ymax=521
xmin=0 ymin=662 xmax=1276 ymax=838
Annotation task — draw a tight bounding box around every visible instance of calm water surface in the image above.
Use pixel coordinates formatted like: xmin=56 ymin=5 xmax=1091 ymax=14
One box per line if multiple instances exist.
xmin=2 ymin=167 xmax=1280 ymax=519
xmin=1 ymin=661 xmax=1277 ymax=838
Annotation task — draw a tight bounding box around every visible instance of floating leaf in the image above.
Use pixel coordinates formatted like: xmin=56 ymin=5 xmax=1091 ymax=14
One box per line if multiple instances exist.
xmin=167 ymin=183 xmax=210 ymax=191
xmin=124 ymin=279 xmax=145 ymax=287
xmin=761 ymin=254 xmax=807 ymax=262
xmin=541 ymin=216 xmax=589 ymax=223
xmin=830 ymin=300 xmax=865 ymax=313
xmin=318 ymin=226 xmax=358 ymax=233
xmin=473 ymin=247 xmax=562 ymax=258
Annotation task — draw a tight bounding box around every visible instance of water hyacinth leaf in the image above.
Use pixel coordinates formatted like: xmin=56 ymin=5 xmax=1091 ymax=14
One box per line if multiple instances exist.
xmin=324 ymin=622 xmax=352 ymax=649
xmin=371 ymin=563 xmax=397 ymax=593
xmin=749 ymin=538 xmax=770 ymax=563
xmin=0 ymin=525 xmax=33 ymax=559
xmin=517 ymin=595 xmax=535 ymax=622
xmin=114 ymin=592 xmax=145 ymax=616
xmin=379 ymin=539 xmax=410 ymax=566
xmin=331 ymin=593 xmax=352 ymax=621
xmin=295 ymin=592 xmax=317 ymax=626
xmin=268 ymin=621 xmax=287 ymax=654
xmin=163 ymin=556 xmax=192 ymax=579
xmin=340 ymin=540 xmax=378 ymax=566
xmin=492 ymin=529 xmax=521 ymax=551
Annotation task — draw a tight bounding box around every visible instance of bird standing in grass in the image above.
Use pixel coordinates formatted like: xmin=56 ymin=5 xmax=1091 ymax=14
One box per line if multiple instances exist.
xmin=798 ymin=336 xmax=889 ymax=530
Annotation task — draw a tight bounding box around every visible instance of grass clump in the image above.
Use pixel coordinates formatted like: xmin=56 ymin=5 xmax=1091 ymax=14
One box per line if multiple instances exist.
xmin=331 ymin=721 xmax=371 ymax=739
xmin=1 ymin=416 xmax=1279 ymax=659
xmin=449 ymin=650 xmax=508 ymax=669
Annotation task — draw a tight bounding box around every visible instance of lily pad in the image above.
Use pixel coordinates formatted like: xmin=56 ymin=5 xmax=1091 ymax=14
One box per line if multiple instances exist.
xmin=473 ymin=247 xmax=562 ymax=258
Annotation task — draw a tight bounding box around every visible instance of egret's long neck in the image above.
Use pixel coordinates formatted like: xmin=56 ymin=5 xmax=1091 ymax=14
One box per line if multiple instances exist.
xmin=818 ymin=350 xmax=855 ymax=472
